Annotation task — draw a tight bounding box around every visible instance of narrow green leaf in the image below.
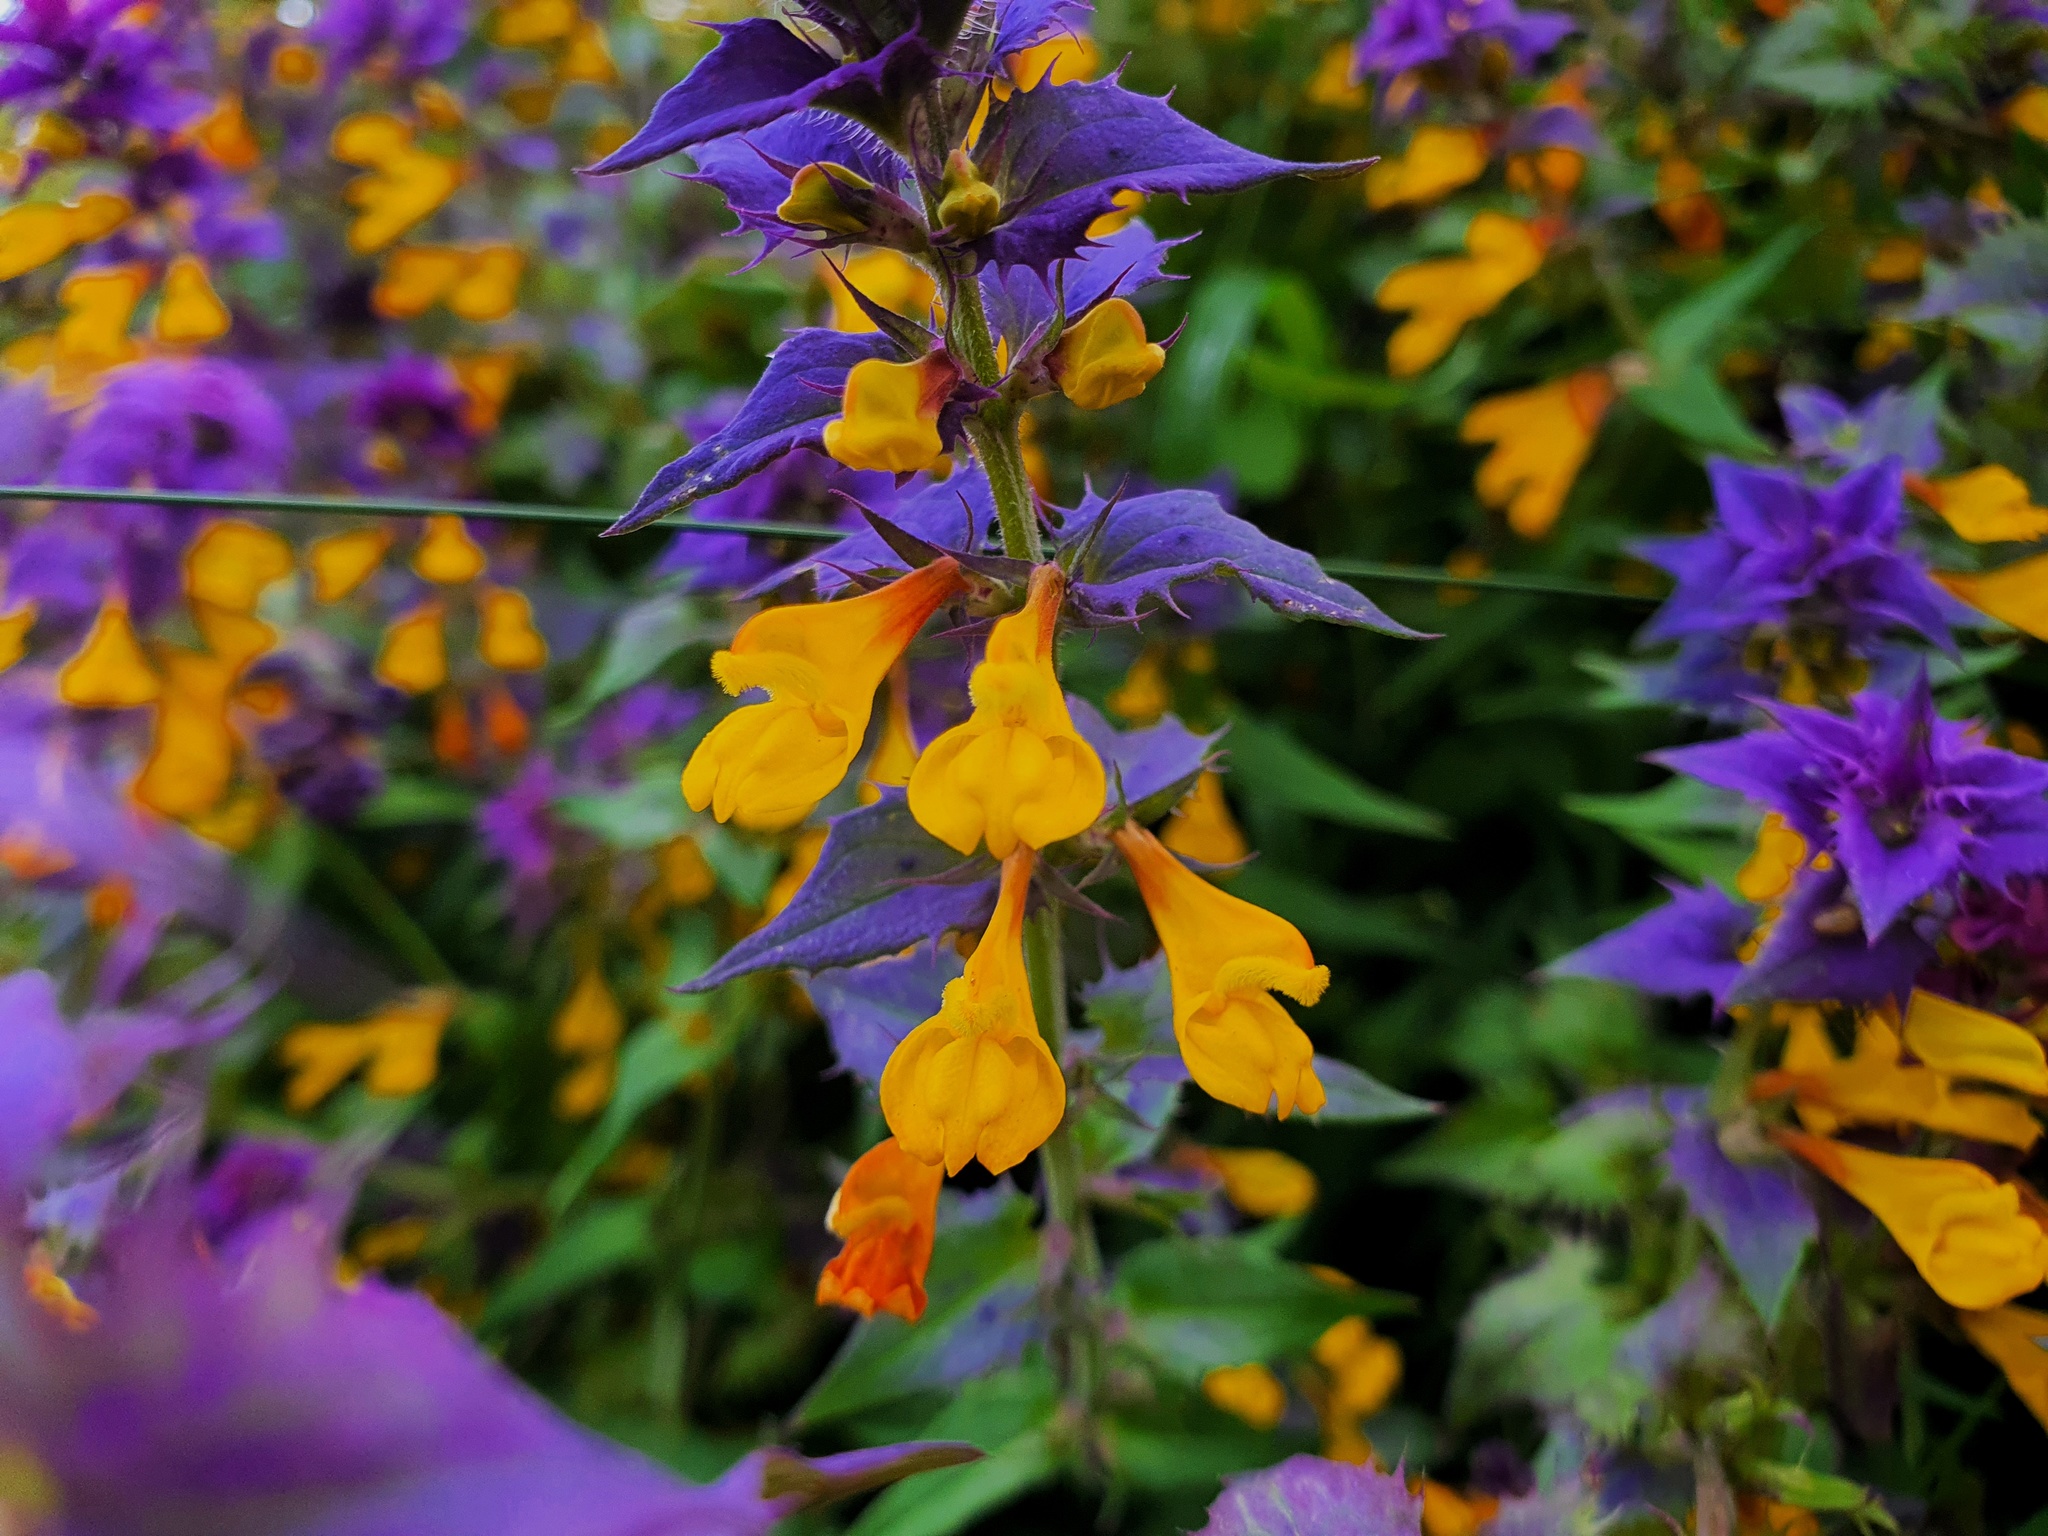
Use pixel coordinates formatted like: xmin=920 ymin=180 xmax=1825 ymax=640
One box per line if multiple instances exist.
xmin=1311 ymin=1055 xmax=1440 ymax=1124
xmin=1228 ymin=864 xmax=1442 ymax=958
xmin=1647 ymin=222 xmax=1816 ymax=372
xmin=1226 ymin=714 xmax=1450 ymax=838
xmin=1626 ymin=365 xmax=1772 ymax=458
xmin=481 ymin=1196 xmax=654 ymax=1327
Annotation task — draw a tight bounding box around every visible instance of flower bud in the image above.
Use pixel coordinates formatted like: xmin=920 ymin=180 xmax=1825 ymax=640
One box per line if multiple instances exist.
xmin=937 ymin=148 xmax=1002 ymax=238
xmin=1049 ymin=298 xmax=1166 ymax=411
xmin=822 ymin=354 xmax=954 ymax=473
xmin=776 ymin=162 xmax=875 ymax=236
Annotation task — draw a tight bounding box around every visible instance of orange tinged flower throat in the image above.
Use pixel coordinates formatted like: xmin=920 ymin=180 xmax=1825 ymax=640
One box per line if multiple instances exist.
xmin=816 ymin=1137 xmax=944 ymax=1321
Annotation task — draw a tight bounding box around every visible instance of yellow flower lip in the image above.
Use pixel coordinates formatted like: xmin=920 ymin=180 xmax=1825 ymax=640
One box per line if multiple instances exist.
xmin=58 ymin=599 xmax=160 ymax=710
xmin=822 ymin=354 xmax=958 ymax=474
xmin=683 ymin=559 xmax=963 ymax=831
xmin=776 ymin=162 xmax=875 ymax=236
xmin=1051 ymin=298 xmax=1167 ymax=411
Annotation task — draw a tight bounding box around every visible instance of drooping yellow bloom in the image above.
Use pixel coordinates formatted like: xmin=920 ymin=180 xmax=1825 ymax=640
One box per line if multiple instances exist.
xmin=861 ymin=665 xmax=920 ymax=802
xmin=2011 ymin=85 xmax=2048 ymax=142
xmin=1958 ymin=1304 xmax=2048 ymax=1432
xmin=376 ymin=601 xmax=449 ymax=694
xmin=1376 ymin=213 xmax=1548 ymax=377
xmin=4 ymin=264 xmax=148 ymax=395
xmin=909 ymin=564 xmax=1107 ymax=857
xmin=776 ymin=163 xmax=874 ymax=236
xmin=817 ymin=1136 xmax=944 ymax=1321
xmin=1902 ymin=990 xmax=2048 ymax=1096
xmin=1751 ymin=1008 xmax=2040 ymax=1149
xmin=552 ymin=968 xmax=624 ymax=1120
xmin=309 ymin=527 xmax=392 ymax=602
xmin=685 ymin=558 xmax=962 ymax=830
xmin=1050 ymin=298 xmax=1166 ymax=411
xmin=153 ymin=255 xmax=231 ymax=346
xmin=1459 ymin=368 xmax=1614 ymax=538
xmin=1862 ymin=234 xmax=1925 ymax=285
xmin=331 ymin=113 xmax=464 ymax=255
xmin=880 ymin=848 xmax=1066 ymax=1175
xmin=493 ymin=0 xmax=578 ymax=45
xmin=1304 ymin=42 xmax=1366 ymax=109
xmin=1364 ymin=126 xmax=1489 ymax=210
xmin=1736 ymin=812 xmax=1807 ymax=903
xmin=1205 ymin=1145 xmax=1318 ymax=1217
xmin=0 ymin=192 xmax=130 ymax=282
xmin=185 ymin=520 xmax=292 ymax=612
xmin=57 ymin=600 xmax=159 ymax=709
xmin=822 ymin=355 xmax=955 ymax=473
xmin=373 ymin=244 xmax=525 ymax=322
xmin=1161 ymin=771 xmax=1250 ymax=868
xmin=412 ymin=515 xmax=488 ymax=585
xmin=477 ymin=585 xmax=548 ymax=671
xmin=823 ymin=250 xmax=937 ymax=333
xmin=1106 ymin=648 xmax=1169 ymax=725
xmin=1315 ymin=1315 xmax=1403 ymax=1421
xmin=0 ymin=603 xmax=34 ymax=672
xmin=1910 ymin=465 xmax=2048 ymax=544
xmin=1775 ymin=1129 xmax=2048 ymax=1309
xmin=1202 ymin=1363 xmax=1287 ymax=1428
xmin=279 ymin=988 xmax=458 ymax=1112
xmin=1937 ymin=554 xmax=2048 ymax=640
xmin=132 ymin=649 xmax=240 ymax=820
xmin=1114 ymin=820 xmax=1329 ymax=1117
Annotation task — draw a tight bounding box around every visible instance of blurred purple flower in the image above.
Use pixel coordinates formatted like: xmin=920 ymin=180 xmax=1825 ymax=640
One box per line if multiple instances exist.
xmin=477 ymin=757 xmax=561 ymax=888
xmin=1547 ymin=879 xmax=1754 ymax=1004
xmin=244 ymin=652 xmax=392 ymax=824
xmin=1197 ymin=1454 xmax=1424 ymax=1535
xmin=0 ymin=0 xmax=205 ymax=135
xmin=1777 ymin=384 xmax=1940 ymax=474
xmin=56 ymin=355 xmax=292 ymax=495
xmin=309 ymin=0 xmax=469 ymax=78
xmin=348 ymin=353 xmax=479 ymax=485
xmin=1354 ymin=0 xmax=1572 ymax=91
xmin=1661 ymin=1095 xmax=1815 ymax=1323
xmin=574 ymin=682 xmax=703 ymax=771
xmin=1658 ymin=674 xmax=2048 ymax=941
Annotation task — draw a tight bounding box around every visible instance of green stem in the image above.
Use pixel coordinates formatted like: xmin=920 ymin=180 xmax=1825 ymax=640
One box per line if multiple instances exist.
xmin=963 ymin=407 xmax=1044 ymax=562
xmin=314 ymin=826 xmax=458 ymax=985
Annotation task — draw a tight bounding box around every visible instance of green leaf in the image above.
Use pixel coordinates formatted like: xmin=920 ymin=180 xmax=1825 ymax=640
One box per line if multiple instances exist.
xmin=556 ymin=767 xmax=692 ymax=850
xmin=1111 ymin=1237 xmax=1406 ymax=1382
xmin=796 ymin=1196 xmax=1041 ymax=1427
xmin=1750 ymin=1463 xmax=1897 ymax=1527
xmin=1153 ymin=269 xmax=1277 ymax=481
xmin=1227 ymin=864 xmax=1442 ymax=959
xmin=549 ymin=916 xmax=728 ymax=1213
xmin=1447 ymin=1238 xmax=1629 ymax=1425
xmin=1626 ymin=365 xmax=1772 ymax=458
xmin=577 ymin=592 xmax=724 ymax=705
xmin=1646 ymin=222 xmax=1816 ymax=374
xmin=1565 ymin=777 xmax=1752 ymax=888
xmin=354 ymin=776 xmax=478 ymax=828
xmin=481 ymin=1196 xmax=654 ymax=1327
xmin=1311 ymin=1056 xmax=1439 ymax=1125
xmin=1226 ymin=714 xmax=1451 ymax=839
xmin=843 ymin=1369 xmax=1061 ymax=1536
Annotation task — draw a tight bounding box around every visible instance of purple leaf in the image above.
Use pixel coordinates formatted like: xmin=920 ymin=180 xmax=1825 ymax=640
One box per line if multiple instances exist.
xmin=1727 ymin=864 xmax=1936 ymax=1005
xmin=976 ymin=219 xmax=1184 ymax=351
xmin=969 ymin=79 xmax=1369 ymax=273
xmin=608 ymin=329 xmax=896 ymax=534
xmin=803 ymin=944 xmax=962 ymax=1081
xmin=683 ymin=795 xmax=998 ymax=991
xmin=684 ymin=110 xmax=915 ymax=255
xmin=1545 ymin=880 xmax=1754 ymax=1003
xmin=1197 ymin=1455 xmax=1424 ymax=1536
xmin=0 ymin=971 xmax=81 ymax=1195
xmin=991 ymin=0 xmax=1092 ymax=58
xmin=759 ymin=463 xmax=1003 ymax=594
xmin=1060 ymin=486 xmax=1423 ymax=633
xmin=587 ymin=22 xmax=929 ymax=174
xmin=1664 ymin=1104 xmax=1816 ymax=1325
xmin=1068 ymin=695 xmax=1221 ymax=810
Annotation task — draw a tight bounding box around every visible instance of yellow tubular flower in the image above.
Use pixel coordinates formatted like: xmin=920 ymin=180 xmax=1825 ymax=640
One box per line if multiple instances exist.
xmin=1050 ymin=299 xmax=1166 ymax=411
xmin=1460 ymin=368 xmax=1615 ymax=538
xmin=279 ymin=989 xmax=458 ymax=1112
xmin=1776 ymin=1129 xmax=2048 ymax=1309
xmin=132 ymin=649 xmax=238 ymax=820
xmin=822 ymin=355 xmax=955 ymax=473
xmin=1206 ymin=1146 xmax=1318 ymax=1217
xmin=1937 ymin=553 xmax=2048 ymax=640
xmin=58 ymin=600 xmax=159 ymax=708
xmin=1161 ymin=770 xmax=1250 ymax=868
xmin=685 ymin=558 xmax=962 ymax=831
xmin=776 ymin=163 xmax=875 ymax=236
xmin=1113 ymin=820 xmax=1330 ymax=1117
xmin=1202 ymin=1363 xmax=1287 ymax=1428
xmin=1958 ymin=1304 xmax=2048 ymax=1432
xmin=553 ymin=968 xmax=625 ymax=1055
xmin=0 ymin=603 xmax=35 ymax=672
xmin=1376 ymin=212 xmax=1548 ymax=377
xmin=1912 ymin=465 xmax=2048 ymax=544
xmin=309 ymin=527 xmax=392 ymax=601
xmin=1315 ymin=1315 xmax=1402 ymax=1419
xmin=376 ymin=602 xmax=448 ymax=694
xmin=413 ymin=515 xmax=488 ymax=585
xmin=880 ymin=848 xmax=1066 ymax=1174
xmin=153 ymin=255 xmax=232 ymax=346
xmin=1902 ymin=990 xmax=2048 ymax=1095
xmin=331 ymin=113 xmax=464 ymax=255
xmin=909 ymin=565 xmax=1107 ymax=857
xmin=0 ymin=192 xmax=130 ymax=282
xmin=1752 ymin=1009 xmax=2041 ymax=1149
xmin=477 ymin=585 xmax=548 ymax=671
xmin=1364 ymin=126 xmax=1489 ymax=210
xmin=185 ymin=520 xmax=292 ymax=612
xmin=1735 ymin=812 xmax=1807 ymax=903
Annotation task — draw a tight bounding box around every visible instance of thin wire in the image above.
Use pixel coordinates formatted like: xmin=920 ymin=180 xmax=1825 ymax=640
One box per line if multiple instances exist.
xmin=0 ymin=484 xmax=1662 ymax=605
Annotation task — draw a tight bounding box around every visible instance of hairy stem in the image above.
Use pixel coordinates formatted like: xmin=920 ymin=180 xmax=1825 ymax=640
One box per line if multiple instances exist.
xmin=948 ymin=272 xmax=1045 ymax=562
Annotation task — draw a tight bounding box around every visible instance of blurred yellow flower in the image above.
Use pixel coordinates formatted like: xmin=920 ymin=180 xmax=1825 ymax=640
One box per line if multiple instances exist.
xmin=58 ymin=600 xmax=159 ymax=709
xmin=412 ymin=515 xmax=489 ymax=585
xmin=185 ymin=520 xmax=292 ymax=612
xmin=1460 ymin=368 xmax=1614 ymax=538
xmin=153 ymin=255 xmax=230 ymax=346
xmin=376 ymin=602 xmax=449 ymax=694
xmin=1161 ymin=771 xmax=1249 ymax=869
xmin=1901 ymin=990 xmax=2048 ymax=1096
xmin=1207 ymin=1146 xmax=1318 ymax=1217
xmin=309 ymin=527 xmax=393 ymax=602
xmin=823 ymin=250 xmax=937 ymax=332
xmin=477 ymin=585 xmax=549 ymax=671
xmin=1910 ymin=465 xmax=2048 ymax=544
xmin=1202 ymin=1363 xmax=1287 ymax=1428
xmin=1365 ymin=126 xmax=1488 ymax=211
xmin=0 ymin=192 xmax=130 ymax=282
xmin=373 ymin=244 xmax=524 ymax=322
xmin=280 ymin=989 xmax=459 ymax=1112
xmin=1958 ymin=1304 xmax=2048 ymax=1432
xmin=1735 ymin=812 xmax=1806 ymax=904
xmin=332 ymin=113 xmax=464 ymax=255
xmin=1304 ymin=42 xmax=1366 ymax=110
xmin=1376 ymin=213 xmax=1548 ymax=377
xmin=1937 ymin=553 xmax=2048 ymax=641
